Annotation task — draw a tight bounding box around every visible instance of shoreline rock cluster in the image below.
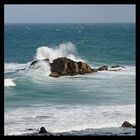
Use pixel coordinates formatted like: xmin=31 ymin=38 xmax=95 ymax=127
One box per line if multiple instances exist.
xmin=17 ymin=121 xmax=135 ymax=136
xmin=29 ymin=57 xmax=125 ymax=78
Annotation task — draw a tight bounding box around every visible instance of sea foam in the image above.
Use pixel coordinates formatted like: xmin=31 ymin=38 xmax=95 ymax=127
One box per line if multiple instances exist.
xmin=35 ymin=42 xmax=83 ymax=63
xmin=4 ymin=78 xmax=16 ymax=87
xmin=4 ymin=63 xmax=29 ymax=73
xmin=5 ymin=104 xmax=135 ymax=135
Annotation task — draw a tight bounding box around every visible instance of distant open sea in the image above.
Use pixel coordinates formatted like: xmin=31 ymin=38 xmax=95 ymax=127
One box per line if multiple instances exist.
xmin=4 ymin=23 xmax=135 ymax=135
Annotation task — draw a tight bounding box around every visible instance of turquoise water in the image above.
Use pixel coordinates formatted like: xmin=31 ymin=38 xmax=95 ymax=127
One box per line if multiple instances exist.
xmin=4 ymin=23 xmax=135 ymax=135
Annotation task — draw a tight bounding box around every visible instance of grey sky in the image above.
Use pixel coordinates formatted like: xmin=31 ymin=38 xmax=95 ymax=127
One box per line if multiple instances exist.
xmin=4 ymin=5 xmax=135 ymax=23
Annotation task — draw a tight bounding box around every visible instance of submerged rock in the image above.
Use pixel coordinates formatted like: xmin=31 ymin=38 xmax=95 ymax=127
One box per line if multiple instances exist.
xmin=109 ymin=65 xmax=125 ymax=71
xmin=29 ymin=58 xmax=49 ymax=68
xmin=92 ymin=69 xmax=98 ymax=72
xmin=98 ymin=65 xmax=108 ymax=71
xmin=97 ymin=65 xmax=125 ymax=71
xmin=121 ymin=121 xmax=135 ymax=128
xmin=110 ymin=65 xmax=125 ymax=68
xmin=26 ymin=128 xmax=34 ymax=131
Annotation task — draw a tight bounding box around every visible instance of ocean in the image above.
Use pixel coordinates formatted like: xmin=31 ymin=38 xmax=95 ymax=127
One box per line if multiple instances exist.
xmin=4 ymin=23 xmax=136 ymax=135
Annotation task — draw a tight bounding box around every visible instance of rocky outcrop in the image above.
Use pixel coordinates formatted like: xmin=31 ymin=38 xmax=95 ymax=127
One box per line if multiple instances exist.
xmin=28 ymin=57 xmax=125 ymax=78
xmin=39 ymin=127 xmax=48 ymax=134
xmin=49 ymin=57 xmax=95 ymax=77
xmin=121 ymin=121 xmax=135 ymax=128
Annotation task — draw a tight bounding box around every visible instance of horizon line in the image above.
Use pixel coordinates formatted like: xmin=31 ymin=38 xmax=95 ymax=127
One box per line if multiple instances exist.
xmin=4 ymin=22 xmax=135 ymax=24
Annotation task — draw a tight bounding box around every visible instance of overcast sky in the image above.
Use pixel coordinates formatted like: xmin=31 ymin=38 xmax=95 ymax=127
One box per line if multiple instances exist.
xmin=4 ymin=5 xmax=135 ymax=23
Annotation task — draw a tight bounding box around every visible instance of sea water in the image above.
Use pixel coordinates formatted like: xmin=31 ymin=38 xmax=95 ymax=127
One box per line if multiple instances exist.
xmin=4 ymin=23 xmax=135 ymax=135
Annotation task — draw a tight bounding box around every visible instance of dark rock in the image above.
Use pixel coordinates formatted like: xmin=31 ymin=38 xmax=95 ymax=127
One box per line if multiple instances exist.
xmin=98 ymin=65 xmax=108 ymax=71
xmin=29 ymin=60 xmax=38 ymax=68
xmin=49 ymin=57 xmax=94 ymax=77
xmin=110 ymin=65 xmax=120 ymax=68
xmin=26 ymin=128 xmax=34 ymax=131
xmin=39 ymin=127 xmax=48 ymax=134
xmin=121 ymin=121 xmax=135 ymax=128
xmin=29 ymin=58 xmax=49 ymax=68
xmin=92 ymin=69 xmax=98 ymax=72
xmin=78 ymin=61 xmax=93 ymax=74
xmin=49 ymin=72 xmax=60 ymax=78
xmin=110 ymin=65 xmax=125 ymax=68
xmin=109 ymin=65 xmax=125 ymax=71
xmin=109 ymin=69 xmax=121 ymax=71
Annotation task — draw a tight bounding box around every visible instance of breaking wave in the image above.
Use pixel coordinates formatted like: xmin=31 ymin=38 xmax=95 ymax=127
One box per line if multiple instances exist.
xmin=4 ymin=78 xmax=16 ymax=87
xmin=4 ymin=63 xmax=28 ymax=73
xmin=35 ymin=42 xmax=83 ymax=63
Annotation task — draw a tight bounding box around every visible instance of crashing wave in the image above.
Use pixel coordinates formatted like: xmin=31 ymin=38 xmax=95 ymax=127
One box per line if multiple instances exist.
xmin=4 ymin=78 xmax=16 ymax=87
xmin=35 ymin=42 xmax=83 ymax=63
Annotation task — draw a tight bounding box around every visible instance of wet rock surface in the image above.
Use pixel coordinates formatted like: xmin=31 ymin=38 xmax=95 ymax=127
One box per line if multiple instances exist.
xmin=49 ymin=57 xmax=94 ymax=77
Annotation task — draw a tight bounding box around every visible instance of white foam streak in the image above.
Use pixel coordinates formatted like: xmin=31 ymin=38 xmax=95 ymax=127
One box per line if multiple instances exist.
xmin=4 ymin=63 xmax=29 ymax=73
xmin=4 ymin=78 xmax=16 ymax=87
xmin=35 ymin=42 xmax=82 ymax=62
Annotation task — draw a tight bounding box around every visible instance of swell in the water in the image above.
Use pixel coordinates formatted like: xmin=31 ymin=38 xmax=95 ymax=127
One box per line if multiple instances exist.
xmin=4 ymin=42 xmax=135 ymax=87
